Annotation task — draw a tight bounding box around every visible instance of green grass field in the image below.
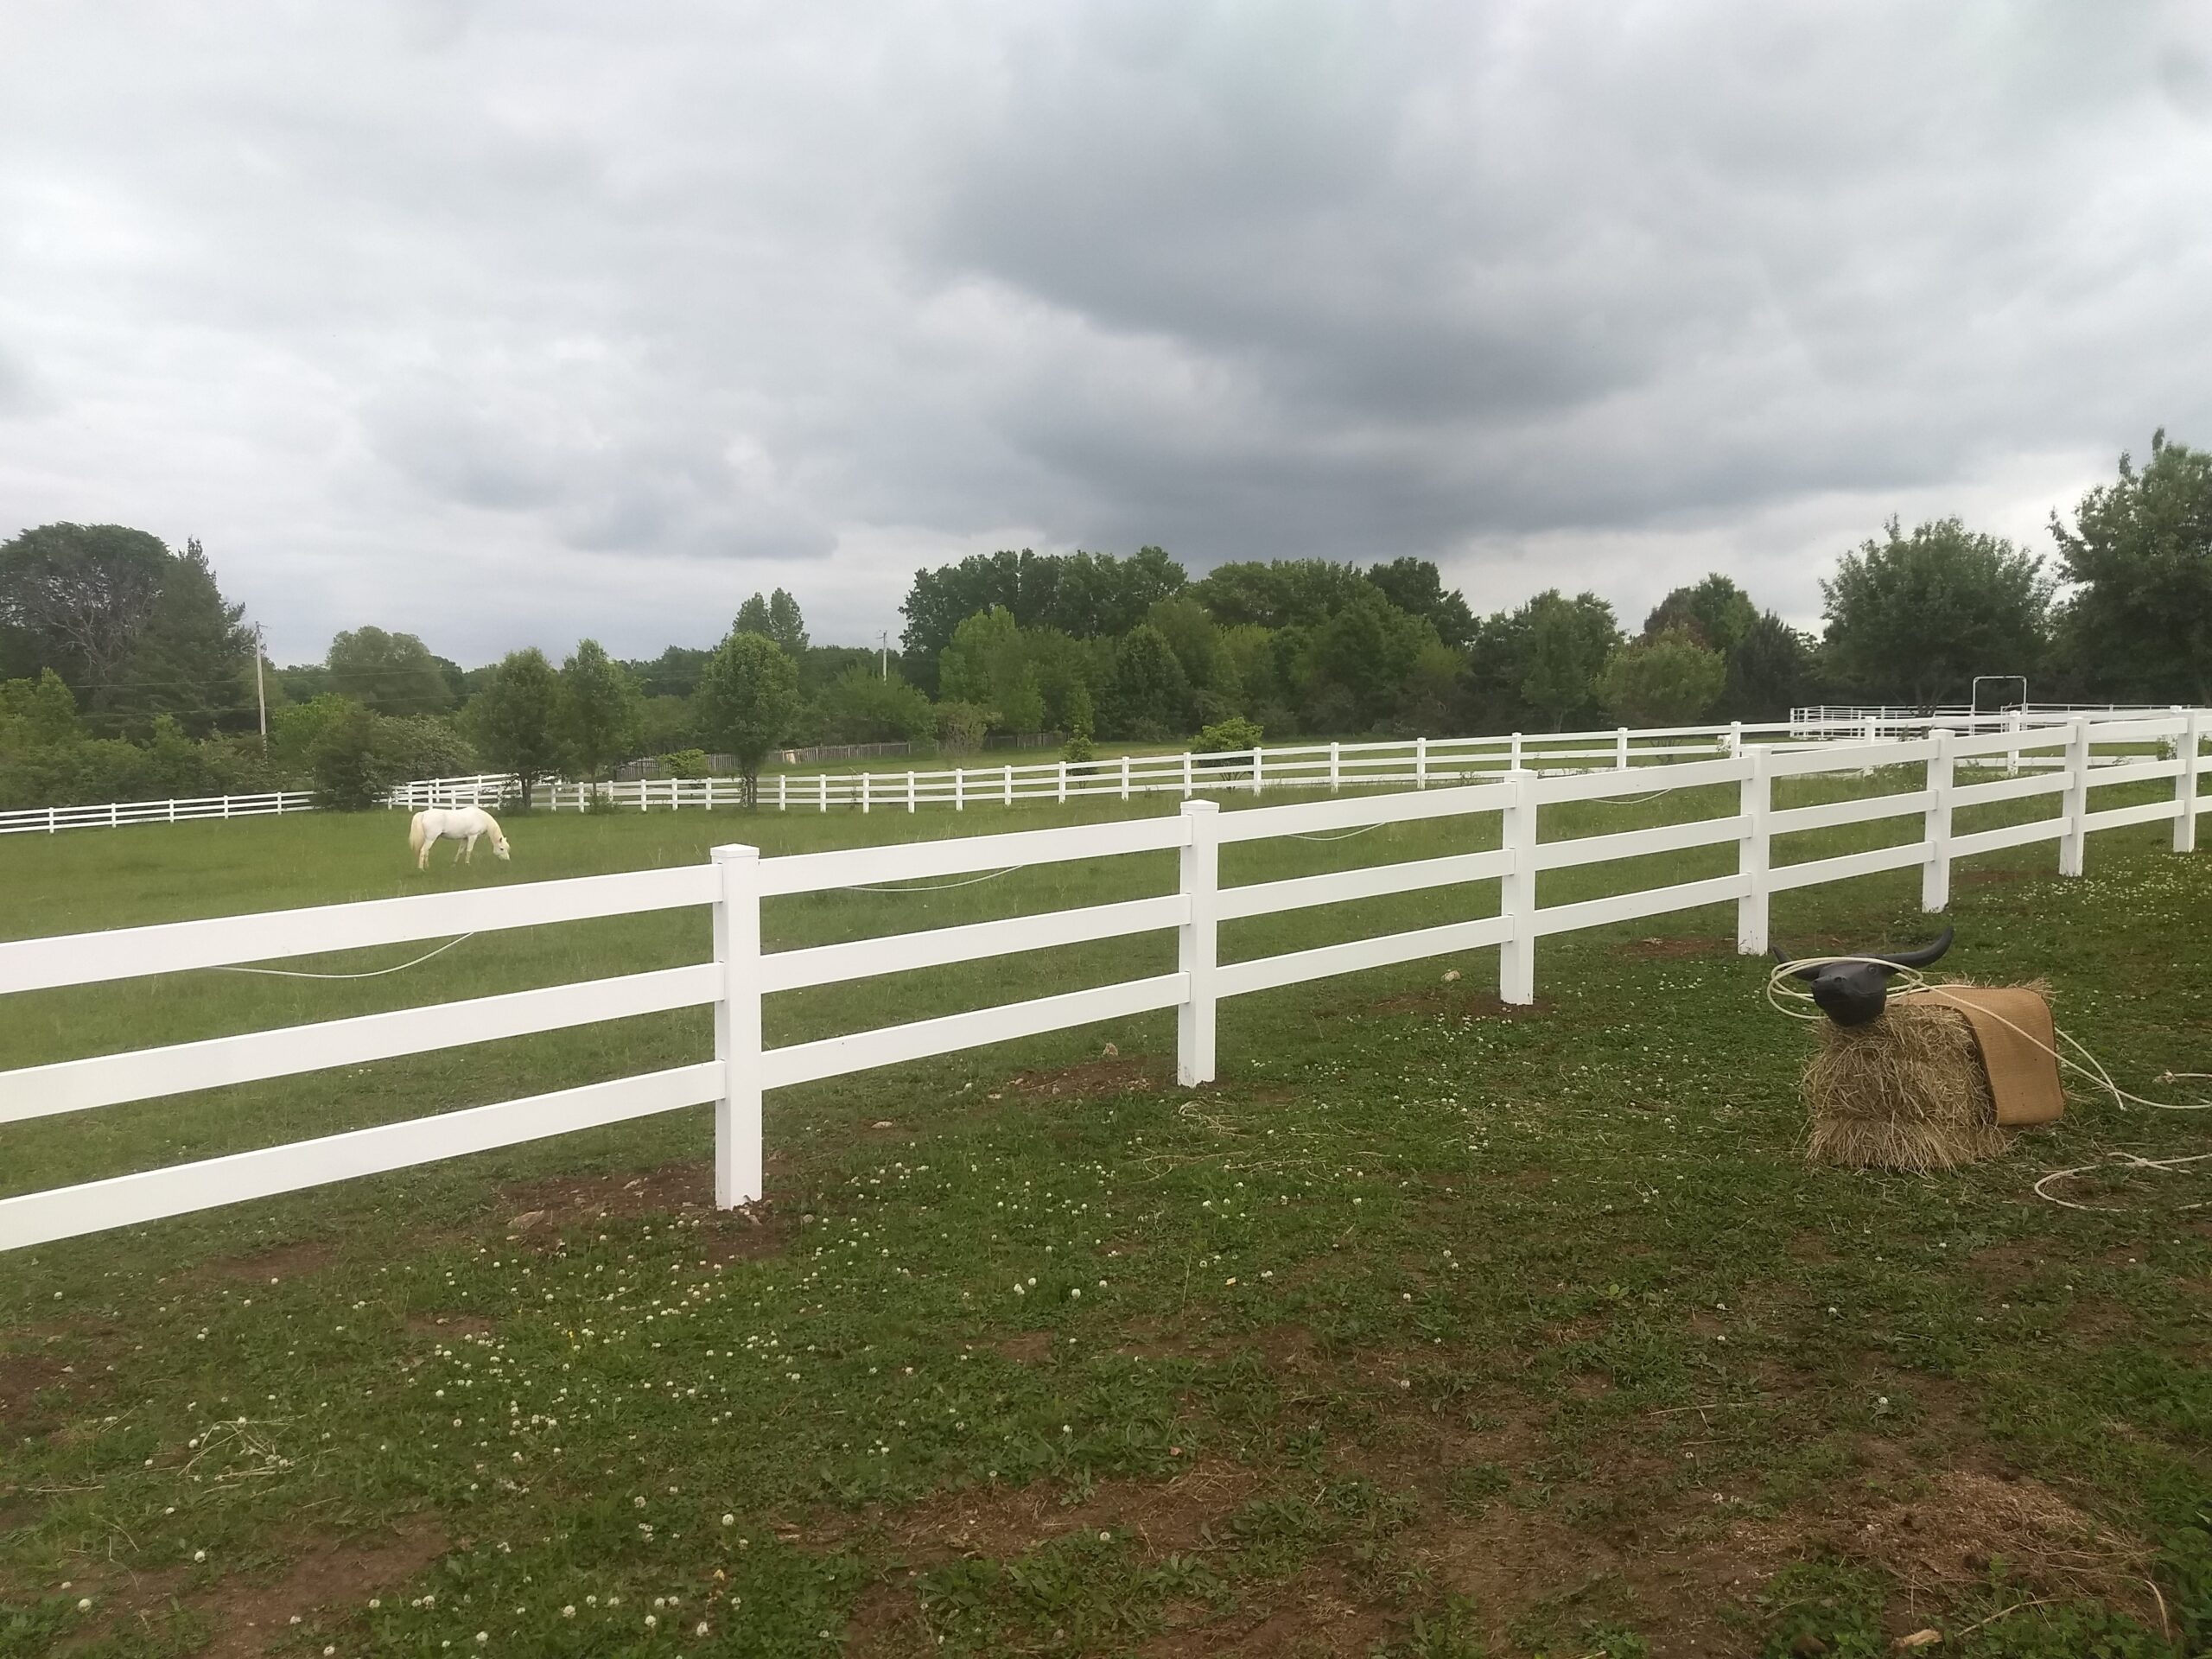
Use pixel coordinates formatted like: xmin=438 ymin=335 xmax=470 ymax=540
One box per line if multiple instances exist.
xmin=3 ymin=770 xmax=2209 ymax=1658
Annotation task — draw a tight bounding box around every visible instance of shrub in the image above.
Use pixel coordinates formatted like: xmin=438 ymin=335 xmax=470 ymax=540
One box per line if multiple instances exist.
xmin=660 ymin=748 xmax=710 ymax=779
xmin=1197 ymin=715 xmax=1264 ymax=755
xmin=935 ymin=701 xmax=990 ymax=755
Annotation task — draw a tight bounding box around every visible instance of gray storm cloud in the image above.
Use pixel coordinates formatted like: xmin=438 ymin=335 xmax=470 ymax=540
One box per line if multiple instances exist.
xmin=1 ymin=0 xmax=2208 ymax=660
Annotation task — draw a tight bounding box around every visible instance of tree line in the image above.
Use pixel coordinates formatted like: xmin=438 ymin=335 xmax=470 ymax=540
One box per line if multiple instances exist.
xmin=3 ymin=430 xmax=2208 ymax=811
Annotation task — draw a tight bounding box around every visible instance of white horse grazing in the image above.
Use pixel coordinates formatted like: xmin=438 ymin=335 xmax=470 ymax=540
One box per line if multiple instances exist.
xmin=409 ymin=806 xmax=510 ymax=870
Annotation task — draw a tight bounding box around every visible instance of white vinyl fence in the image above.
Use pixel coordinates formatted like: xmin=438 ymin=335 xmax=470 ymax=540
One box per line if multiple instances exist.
xmin=385 ymin=708 xmax=2177 ymax=817
xmin=3 ymin=711 xmax=2202 ymax=1253
xmin=0 ymin=790 xmax=316 ymax=836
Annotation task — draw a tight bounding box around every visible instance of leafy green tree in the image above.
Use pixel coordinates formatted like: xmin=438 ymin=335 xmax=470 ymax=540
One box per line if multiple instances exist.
xmin=1516 ymin=592 xmax=1621 ymax=730
xmin=1146 ymin=594 xmax=1221 ymax=690
xmin=308 ymin=701 xmax=386 ymax=810
xmin=1061 ymin=683 xmax=1096 ymax=762
xmin=1599 ymin=627 xmax=1727 ymax=726
xmin=1394 ymin=641 xmax=1470 ymax=735
xmin=373 ymin=715 xmax=479 ymax=784
xmin=1304 ymin=588 xmax=1440 ymax=728
xmin=560 ymin=639 xmax=644 ymax=784
xmin=0 ymin=670 xmax=81 ymax=752
xmin=327 ymin=626 xmax=452 ymax=715
xmin=270 ymin=692 xmax=359 ymax=771
xmin=765 ymin=589 xmax=808 ymax=658
xmin=0 ymin=523 xmax=174 ymax=702
xmin=812 ymin=666 xmax=936 ymax=745
xmin=115 ymin=538 xmax=256 ymax=736
xmin=1191 ymin=559 xmax=1374 ymax=628
xmin=2050 ymin=429 xmax=2212 ymax=703
xmin=1642 ymin=574 xmax=1758 ymax=652
xmin=1368 ymin=557 xmax=1477 ymax=649
xmin=939 ymin=607 xmax=1024 ymax=707
xmin=628 ymin=645 xmax=713 ymax=699
xmin=934 ymin=700 xmax=991 ymax=754
xmin=734 ymin=592 xmax=772 ymax=639
xmin=1102 ymin=623 xmax=1192 ymax=741
xmin=469 ymin=648 xmax=568 ymax=809
xmin=696 ymin=630 xmax=800 ymax=807
xmin=1821 ymin=518 xmax=2052 ymax=710
xmin=899 ymin=547 xmax=1187 ymax=690
xmin=1719 ymin=612 xmax=1820 ymax=721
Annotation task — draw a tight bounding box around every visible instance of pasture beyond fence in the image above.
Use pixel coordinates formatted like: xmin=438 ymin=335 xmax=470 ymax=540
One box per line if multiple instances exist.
xmin=2 ymin=710 xmax=2202 ymax=1254
xmin=385 ymin=708 xmax=2172 ymax=817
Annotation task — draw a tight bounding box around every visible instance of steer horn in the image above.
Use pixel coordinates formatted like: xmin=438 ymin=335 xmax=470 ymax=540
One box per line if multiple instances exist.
xmin=1771 ymin=928 xmax=1955 ymax=1027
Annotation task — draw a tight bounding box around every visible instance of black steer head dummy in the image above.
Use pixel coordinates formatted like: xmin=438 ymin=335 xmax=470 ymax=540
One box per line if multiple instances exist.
xmin=1772 ymin=928 xmax=1954 ymax=1027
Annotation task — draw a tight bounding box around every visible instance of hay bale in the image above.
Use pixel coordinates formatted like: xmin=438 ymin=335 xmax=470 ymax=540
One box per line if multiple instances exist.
xmin=1803 ymin=995 xmax=2011 ymax=1171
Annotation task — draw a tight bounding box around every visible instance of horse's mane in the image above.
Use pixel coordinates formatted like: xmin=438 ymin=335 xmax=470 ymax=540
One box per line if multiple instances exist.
xmin=476 ymin=808 xmax=504 ymax=837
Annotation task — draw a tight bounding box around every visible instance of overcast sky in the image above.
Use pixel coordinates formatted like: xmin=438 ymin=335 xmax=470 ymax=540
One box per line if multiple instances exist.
xmin=3 ymin=2 xmax=2209 ymax=665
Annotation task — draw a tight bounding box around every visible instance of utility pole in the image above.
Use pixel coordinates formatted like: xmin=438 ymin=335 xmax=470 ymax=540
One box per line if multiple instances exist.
xmin=877 ymin=630 xmax=888 ymax=681
xmin=254 ymin=623 xmax=269 ymax=747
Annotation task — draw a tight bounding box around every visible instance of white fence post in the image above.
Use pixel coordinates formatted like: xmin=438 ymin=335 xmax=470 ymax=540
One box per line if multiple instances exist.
xmin=954 ymin=768 xmax=965 ymax=811
xmin=819 ymin=774 xmax=829 ymax=814
xmin=1498 ymin=769 xmax=1538 ymax=1005
xmin=861 ymin=772 xmax=871 ymax=815
xmin=709 ymin=844 xmax=764 ymax=1209
xmin=1728 ymin=720 xmax=1743 ymax=758
xmin=1615 ymin=728 xmax=1629 ymax=770
xmin=908 ymin=771 xmax=918 ymax=814
xmin=1177 ymin=799 xmax=1221 ymax=1087
xmin=167 ymin=799 xmax=176 ymax=823
xmin=2059 ymin=715 xmax=2091 ymax=877
xmin=1250 ymin=747 xmax=1262 ymax=797
xmin=1510 ymin=732 xmax=1523 ymax=771
xmin=1120 ymin=755 xmax=1131 ymax=802
xmin=1737 ymin=746 xmax=1770 ymax=955
xmin=2177 ymin=709 xmax=2202 ymax=855
xmin=1181 ymin=753 xmax=1193 ymax=798
xmin=1415 ymin=736 xmax=1427 ymax=790
xmin=1328 ymin=741 xmax=1341 ymax=793
xmin=1058 ymin=761 xmax=1069 ymax=804
xmin=1922 ymin=728 xmax=1953 ymax=913
xmin=1003 ymin=765 xmax=1014 ymax=806
xmin=2006 ymin=709 xmax=2022 ymax=777
xmin=779 ymin=775 xmax=788 ymax=812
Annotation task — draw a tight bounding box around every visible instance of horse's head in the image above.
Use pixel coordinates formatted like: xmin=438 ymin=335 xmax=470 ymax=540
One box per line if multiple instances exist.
xmin=492 ymin=832 xmax=511 ymax=861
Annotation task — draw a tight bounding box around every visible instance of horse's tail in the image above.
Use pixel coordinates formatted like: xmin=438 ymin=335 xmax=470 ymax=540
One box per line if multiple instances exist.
xmin=408 ymin=812 xmax=428 ymax=857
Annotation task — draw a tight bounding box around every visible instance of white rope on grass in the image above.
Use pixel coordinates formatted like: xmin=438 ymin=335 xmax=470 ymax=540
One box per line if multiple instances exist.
xmin=2030 ymin=1150 xmax=2212 ymax=1212
xmin=213 ymin=933 xmax=478 ymax=980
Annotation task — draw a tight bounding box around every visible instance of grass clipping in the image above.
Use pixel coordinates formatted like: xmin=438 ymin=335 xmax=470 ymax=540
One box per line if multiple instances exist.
xmin=1802 ymin=986 xmax=2032 ymax=1171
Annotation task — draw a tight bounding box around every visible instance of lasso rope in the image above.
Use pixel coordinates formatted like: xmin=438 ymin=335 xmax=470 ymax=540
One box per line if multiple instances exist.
xmin=213 ymin=933 xmax=479 ymax=980
xmin=1764 ymin=957 xmax=2210 ymax=1114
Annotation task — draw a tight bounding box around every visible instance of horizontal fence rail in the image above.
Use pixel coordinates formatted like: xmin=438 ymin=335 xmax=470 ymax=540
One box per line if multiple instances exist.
xmin=2 ymin=710 xmax=2205 ymax=1250
xmin=384 ymin=706 xmax=2202 ymax=818
xmin=1 ymin=790 xmax=315 ymax=836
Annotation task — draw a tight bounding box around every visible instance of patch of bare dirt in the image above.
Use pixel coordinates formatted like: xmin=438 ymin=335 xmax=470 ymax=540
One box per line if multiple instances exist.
xmin=493 ymin=1162 xmax=792 ymax=1262
xmin=1007 ymin=1056 xmax=1169 ymax=1100
xmin=993 ymin=1332 xmax=1054 ymax=1364
xmin=0 ymin=1350 xmax=73 ymax=1440
xmin=1137 ymin=1565 xmax=1387 ymax=1656
xmin=203 ymin=1239 xmax=336 ymax=1285
xmin=62 ymin=1521 xmax=446 ymax=1657
xmin=863 ymin=1461 xmax=1263 ymax=1564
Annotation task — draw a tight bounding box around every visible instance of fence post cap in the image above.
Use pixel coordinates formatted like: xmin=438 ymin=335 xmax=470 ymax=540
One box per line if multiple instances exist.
xmin=709 ymin=842 xmax=761 ymax=863
xmin=1180 ymin=797 xmax=1221 ymax=815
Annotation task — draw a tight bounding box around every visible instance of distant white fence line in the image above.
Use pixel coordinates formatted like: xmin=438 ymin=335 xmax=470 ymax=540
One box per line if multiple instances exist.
xmin=3 ymin=709 xmax=2198 ymax=836
xmin=385 ymin=708 xmax=2196 ymax=817
xmin=0 ymin=790 xmax=316 ymax=836
xmin=3 ymin=709 xmax=2202 ymax=1252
